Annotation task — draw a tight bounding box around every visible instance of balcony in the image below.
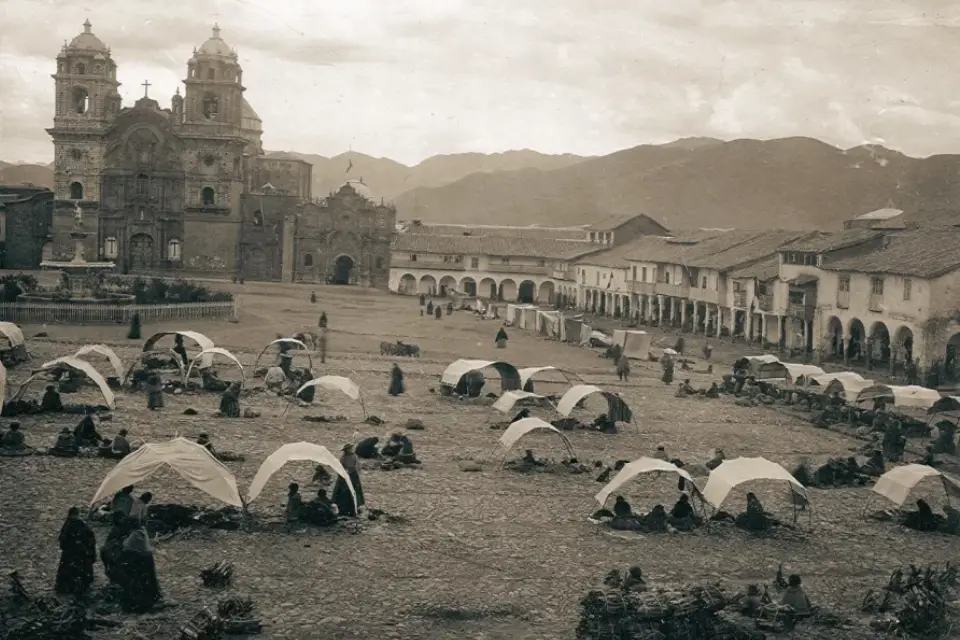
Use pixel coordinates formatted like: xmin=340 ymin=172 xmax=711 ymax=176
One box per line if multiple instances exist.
xmin=869 ymin=293 xmax=884 ymax=312
xmin=733 ymin=292 xmax=747 ymax=309
xmin=788 ymin=303 xmax=816 ymax=322
xmin=836 ymin=290 xmax=850 ymax=309
xmin=629 ymin=281 xmax=656 ymax=295
xmin=691 ymin=287 xmax=721 ymax=305
xmin=391 ymin=259 xmax=464 ymax=271
xmin=757 ymin=294 xmax=773 ymax=313
xmin=485 ymin=263 xmax=549 ymax=275
xmin=654 ymin=282 xmax=689 ymax=297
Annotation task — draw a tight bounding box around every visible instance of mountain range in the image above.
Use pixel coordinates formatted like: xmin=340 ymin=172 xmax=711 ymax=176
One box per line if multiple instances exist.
xmin=3 ymin=137 xmax=958 ymax=230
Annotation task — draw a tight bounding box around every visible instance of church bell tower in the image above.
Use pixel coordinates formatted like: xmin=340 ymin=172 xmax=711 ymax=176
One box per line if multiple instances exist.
xmin=183 ymin=24 xmax=245 ymax=129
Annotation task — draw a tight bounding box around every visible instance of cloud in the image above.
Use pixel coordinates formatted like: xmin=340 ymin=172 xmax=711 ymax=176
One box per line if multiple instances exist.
xmin=0 ymin=0 xmax=958 ymax=164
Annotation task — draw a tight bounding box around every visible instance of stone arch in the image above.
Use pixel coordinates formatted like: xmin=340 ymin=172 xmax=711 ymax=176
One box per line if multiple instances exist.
xmin=537 ymin=280 xmax=555 ymax=304
xmin=826 ymin=316 xmax=844 ymax=358
xmin=69 ymin=181 xmax=84 ymax=200
xmin=399 ymin=273 xmax=417 ymax=294
xmin=518 ymin=280 xmax=536 ymax=304
xmin=72 ymin=86 xmax=90 ymax=114
xmin=438 ymin=275 xmax=457 ymax=296
xmin=499 ymin=279 xmax=517 ymax=302
xmin=419 ymin=275 xmax=436 ymax=295
xmin=479 ymin=277 xmax=497 ymax=299
xmin=869 ymin=320 xmax=891 ymax=365
xmin=332 ymin=254 xmax=355 ymax=285
xmin=459 ymin=276 xmax=477 ymax=296
xmin=201 ymin=186 xmax=216 ymax=205
xmin=303 ymin=253 xmax=313 ymax=267
xmin=846 ymin=318 xmax=866 ymax=362
xmin=894 ymin=326 xmax=915 ymax=363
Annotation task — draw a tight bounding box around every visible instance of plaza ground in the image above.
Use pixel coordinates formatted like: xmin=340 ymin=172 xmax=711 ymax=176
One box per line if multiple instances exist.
xmin=1 ymin=281 xmax=956 ymax=639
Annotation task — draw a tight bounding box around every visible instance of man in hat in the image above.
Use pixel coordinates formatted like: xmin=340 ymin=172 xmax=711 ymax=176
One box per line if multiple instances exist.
xmin=111 ymin=429 xmax=132 ymax=457
xmin=653 ymin=444 xmax=668 ymax=461
xmin=40 ymin=384 xmax=64 ymax=412
xmin=51 ymin=428 xmax=79 ymax=457
xmin=197 ymin=433 xmax=216 ymax=457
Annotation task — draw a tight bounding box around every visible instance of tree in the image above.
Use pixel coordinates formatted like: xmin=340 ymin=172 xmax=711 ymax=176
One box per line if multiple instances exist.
xmin=128 ymin=312 xmax=142 ymax=340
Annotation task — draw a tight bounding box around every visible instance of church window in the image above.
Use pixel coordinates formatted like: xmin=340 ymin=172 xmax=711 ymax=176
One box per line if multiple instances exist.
xmin=76 ymin=63 xmax=86 ymax=75
xmin=202 ymin=94 xmax=219 ymax=119
xmin=69 ymin=182 xmax=84 ymax=200
xmin=167 ymin=239 xmax=182 ymax=260
xmin=72 ymin=87 xmax=90 ymax=114
xmin=137 ymin=173 xmax=148 ymax=195
xmin=207 ymin=68 xmax=215 ymax=80
xmin=203 ymin=154 xmax=216 ymax=167
xmin=410 ymin=254 xmax=417 ymax=262
xmin=471 ymin=257 xmax=479 ymax=269
xmin=201 ymin=187 xmax=216 ymax=205
xmin=375 ymin=257 xmax=383 ymax=270
xmin=70 ymin=149 xmax=82 ymax=160
xmin=537 ymin=259 xmax=546 ymax=267
xmin=304 ymin=254 xmax=313 ymax=267
xmin=104 ymin=237 xmax=118 ymax=259
xmin=252 ymin=210 xmax=263 ymax=225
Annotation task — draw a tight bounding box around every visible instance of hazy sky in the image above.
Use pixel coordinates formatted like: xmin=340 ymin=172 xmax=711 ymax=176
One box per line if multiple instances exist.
xmin=1 ymin=0 xmax=958 ymax=165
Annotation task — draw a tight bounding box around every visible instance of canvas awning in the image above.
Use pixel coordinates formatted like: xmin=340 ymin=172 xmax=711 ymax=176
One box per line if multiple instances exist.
xmin=142 ymin=330 xmax=215 ymax=368
xmin=701 ymin=457 xmax=807 ymax=509
xmin=856 ymin=384 xmax=942 ymax=409
xmin=185 ymin=347 xmax=246 ymax=388
xmin=872 ymin=464 xmax=960 ymax=507
xmin=16 ymin=356 xmax=116 ymax=409
xmin=492 ymin=390 xmax=548 ymax=414
xmin=246 ymin=442 xmax=357 ymax=511
xmin=497 ymin=417 xmax=575 ymax=458
xmin=90 ymin=437 xmax=243 ymax=507
xmin=68 ymin=344 xmax=125 ymax=380
xmin=440 ymin=359 xmax=521 ymax=391
xmin=252 ymin=338 xmax=313 ymax=372
xmin=517 ymin=366 xmax=582 ymax=388
xmin=789 ymin=275 xmax=818 ymax=286
xmin=802 ymin=371 xmax=865 ymax=388
xmin=595 ymin=458 xmax=700 ymax=506
xmin=0 ymin=322 xmax=26 ymax=347
xmin=822 ymin=377 xmax=875 ymax=401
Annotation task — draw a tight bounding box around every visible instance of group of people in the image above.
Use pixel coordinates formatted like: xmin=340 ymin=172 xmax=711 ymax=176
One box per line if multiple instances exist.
xmin=55 ymin=488 xmax=161 ymax=613
xmin=0 ymin=410 xmax=132 ymax=458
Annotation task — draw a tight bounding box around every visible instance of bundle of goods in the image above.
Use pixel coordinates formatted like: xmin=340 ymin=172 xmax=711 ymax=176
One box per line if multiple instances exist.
xmin=200 ymin=562 xmax=234 ymax=588
xmin=863 ymin=564 xmax=959 ymax=636
xmin=576 ymin=569 xmax=761 ymax=640
xmin=2 ymin=571 xmax=117 ymax=640
xmin=503 ymin=457 xmax=590 ymax=475
xmin=301 ymin=415 xmax=347 ymax=423
xmin=217 ymin=597 xmax=263 ymax=634
xmin=147 ymin=504 xmax=246 ymax=535
xmin=179 ymin=608 xmax=226 ymax=640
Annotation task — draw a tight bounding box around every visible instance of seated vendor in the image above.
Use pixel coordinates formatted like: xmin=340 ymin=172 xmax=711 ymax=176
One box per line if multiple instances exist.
xmin=196 ymin=433 xmax=216 ymax=456
xmin=613 ymin=495 xmax=633 ymax=518
xmin=780 ymin=574 xmax=813 ymax=615
xmin=904 ymin=499 xmax=938 ymax=532
xmin=510 ymin=408 xmax=531 ymax=424
xmin=355 ymin=436 xmax=380 ymax=459
xmin=50 ymin=428 xmax=79 ymax=456
xmin=680 ymin=379 xmax=697 ymax=395
xmin=670 ymin=493 xmax=694 ymax=520
xmin=396 ymin=438 xmax=420 ymax=464
xmin=1 ymin=422 xmax=26 ymax=451
xmin=705 ymin=449 xmax=726 ymax=470
xmin=111 ymin=486 xmax=135 ymax=516
xmin=381 ymin=433 xmax=406 ymax=457
xmin=521 ymin=449 xmax=545 ymax=466
xmin=285 ymin=483 xmax=303 ymax=523
xmin=300 ymin=488 xmax=338 ymax=526
xmin=40 ymin=384 xmax=64 ymax=412
xmin=705 ymin=382 xmax=720 ymax=398
xmin=202 ymin=368 xmax=230 ymax=392
xmin=73 ymin=408 xmax=103 ymax=447
xmin=736 ymin=492 xmax=771 ymax=531
xmin=264 ymin=366 xmax=288 ymax=392
xmin=111 ymin=429 xmax=132 ymax=456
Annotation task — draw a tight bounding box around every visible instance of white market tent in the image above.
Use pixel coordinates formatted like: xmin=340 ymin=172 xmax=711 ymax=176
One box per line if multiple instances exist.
xmin=142 ymin=330 xmax=215 ymax=369
xmin=0 ymin=322 xmax=26 ymax=347
xmin=52 ymin=344 xmax=124 ymax=381
xmin=14 ymin=356 xmax=116 ymax=409
xmin=246 ymin=442 xmax=357 ymax=512
xmin=823 ymin=377 xmax=876 ymax=402
xmin=872 ymin=464 xmax=960 ymax=507
xmin=595 ymin=457 xmax=702 ymax=506
xmin=855 ymin=384 xmax=942 ymax=410
xmin=781 ymin=363 xmax=825 ymax=383
xmin=612 ymin=330 xmax=653 ymax=360
xmin=252 ymin=338 xmax=313 ymax=372
xmin=928 ymin=396 xmax=960 ymax=420
xmin=497 ymin=417 xmax=576 ymax=460
xmin=701 ymin=457 xmax=808 ymax=516
xmin=440 ymin=359 xmax=522 ymax=392
xmin=293 ymin=376 xmax=366 ymax=417
xmin=90 ymin=438 xmax=243 ymax=507
xmin=517 ymin=366 xmax=583 ymax=389
xmin=801 ymin=371 xmax=866 ymax=388
xmin=492 ymin=390 xmax=551 ymax=414
xmin=535 ymin=310 xmax=566 ymax=340
xmin=185 ymin=347 xmax=246 ymax=388
xmin=556 ymin=384 xmax=632 ymax=423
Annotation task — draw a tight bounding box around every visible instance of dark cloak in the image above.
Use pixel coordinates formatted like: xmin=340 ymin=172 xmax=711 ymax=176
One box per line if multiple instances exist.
xmin=55 ymin=516 xmax=97 ymax=595
xmin=332 ymin=471 xmax=365 ymax=517
xmin=219 ymin=387 xmax=241 ymax=417
xmin=118 ymin=549 xmax=162 ymax=612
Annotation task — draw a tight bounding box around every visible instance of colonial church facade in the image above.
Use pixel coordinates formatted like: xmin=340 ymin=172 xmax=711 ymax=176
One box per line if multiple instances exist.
xmin=45 ymin=21 xmax=394 ymax=286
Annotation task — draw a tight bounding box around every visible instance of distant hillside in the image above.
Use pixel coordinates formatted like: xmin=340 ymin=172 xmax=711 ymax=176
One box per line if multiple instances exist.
xmin=394 ymin=137 xmax=960 ymax=230
xmin=0 ymin=163 xmax=54 ymax=190
xmin=265 ymin=149 xmax=587 ymax=201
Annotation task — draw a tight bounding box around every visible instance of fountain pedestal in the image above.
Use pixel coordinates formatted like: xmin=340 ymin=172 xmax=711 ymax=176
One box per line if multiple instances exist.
xmin=40 ymin=222 xmax=117 ymax=296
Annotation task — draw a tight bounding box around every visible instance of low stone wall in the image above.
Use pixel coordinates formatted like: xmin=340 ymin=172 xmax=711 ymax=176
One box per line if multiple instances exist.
xmin=0 ymin=301 xmax=237 ymax=324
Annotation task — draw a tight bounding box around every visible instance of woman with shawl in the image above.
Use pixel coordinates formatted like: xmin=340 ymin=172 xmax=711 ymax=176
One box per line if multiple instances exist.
xmin=219 ymin=382 xmax=241 ymax=418
xmin=616 ymin=354 xmax=631 ymax=381
xmin=295 ymin=369 xmax=316 ymax=403
xmin=173 ymin=335 xmax=189 ymax=367
xmin=495 ymin=326 xmax=508 ymax=348
xmin=100 ymin=510 xmax=133 ymax=584
xmin=660 ymin=354 xmax=675 ymax=385
xmin=388 ymin=364 xmax=405 ymax=396
xmin=332 ymin=443 xmax=365 ymax=517
xmin=118 ymin=528 xmax=162 ymax=612
xmin=55 ymin=507 xmax=97 ymax=596
xmin=145 ymin=373 xmax=164 ymax=410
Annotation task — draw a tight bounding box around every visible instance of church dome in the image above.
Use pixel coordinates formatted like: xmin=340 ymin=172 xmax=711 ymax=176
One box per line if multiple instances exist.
xmin=196 ymin=23 xmax=234 ymax=57
xmin=68 ymin=20 xmax=108 ymax=52
xmin=341 ymin=180 xmax=376 ymax=201
xmin=241 ymin=98 xmax=262 ymax=131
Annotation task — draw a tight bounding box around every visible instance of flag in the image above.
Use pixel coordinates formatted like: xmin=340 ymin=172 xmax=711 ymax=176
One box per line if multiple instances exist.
xmin=345 ymin=159 xmax=353 ymax=173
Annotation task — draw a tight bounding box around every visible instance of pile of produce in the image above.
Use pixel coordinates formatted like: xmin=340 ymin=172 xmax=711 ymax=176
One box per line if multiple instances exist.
xmin=576 ymin=567 xmax=760 ymax=639
xmin=863 ymin=563 xmax=959 ymax=636
xmin=200 ymin=562 xmax=235 ymax=589
xmin=1 ymin=571 xmax=117 ymax=640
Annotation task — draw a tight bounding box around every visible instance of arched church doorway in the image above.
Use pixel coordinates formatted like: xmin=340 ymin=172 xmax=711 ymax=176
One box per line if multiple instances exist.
xmin=129 ymin=234 xmax=154 ymax=271
xmin=332 ymin=254 xmax=355 ymax=285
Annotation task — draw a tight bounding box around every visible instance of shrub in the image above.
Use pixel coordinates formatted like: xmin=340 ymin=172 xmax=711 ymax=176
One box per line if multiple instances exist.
xmin=117 ymin=276 xmax=232 ymax=304
xmin=0 ymin=273 xmax=39 ymax=302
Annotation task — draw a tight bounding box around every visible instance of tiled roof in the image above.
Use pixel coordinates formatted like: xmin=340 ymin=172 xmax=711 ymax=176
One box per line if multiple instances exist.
xmin=820 ymin=227 xmax=960 ymax=278
xmin=779 ymin=228 xmax=883 ymax=253
xmin=728 ymin=256 xmax=780 ymax=281
xmin=576 ymin=236 xmax=671 ymax=268
xmin=391 ymin=232 xmax=600 ymax=259
xmin=683 ymin=230 xmax=813 ymax=271
xmin=587 ymin=214 xmax=640 ymax=231
xmin=871 ymin=208 xmax=960 ymax=230
xmin=398 ymin=222 xmax=588 ymax=240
